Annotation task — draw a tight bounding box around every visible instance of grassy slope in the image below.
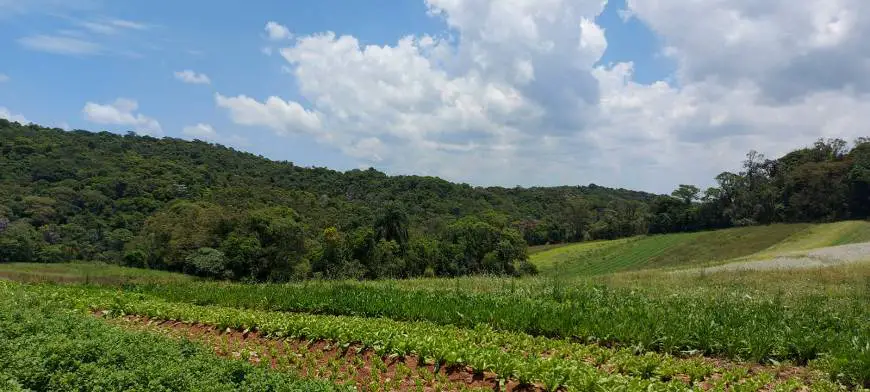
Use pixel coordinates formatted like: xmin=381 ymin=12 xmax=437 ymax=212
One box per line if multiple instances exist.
xmin=747 ymin=220 xmax=870 ymax=258
xmin=0 ymin=262 xmax=193 ymax=285
xmin=531 ymin=221 xmax=870 ymax=277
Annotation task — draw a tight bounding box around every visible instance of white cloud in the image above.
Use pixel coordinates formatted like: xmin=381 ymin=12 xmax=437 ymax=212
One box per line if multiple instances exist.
xmin=0 ymin=73 xmax=8 ymax=83
xmin=79 ymin=21 xmax=117 ymax=35
xmin=82 ymin=98 xmax=162 ymax=136
xmin=0 ymin=107 xmax=29 ymax=124
xmin=215 ymin=93 xmax=322 ymax=136
xmin=110 ymin=19 xmax=148 ymax=30
xmin=343 ymin=137 xmax=387 ymax=162
xmin=579 ymin=17 xmax=607 ymax=61
xmin=182 ymin=123 xmax=249 ymax=147
xmin=78 ymin=19 xmax=147 ymax=35
xmin=174 ymin=70 xmax=211 ymax=85
xmin=18 ymin=35 xmax=102 ymax=55
xmin=264 ymin=21 xmax=293 ymax=41
xmin=626 ymin=0 xmax=870 ymax=101
xmin=183 ymin=123 xmax=218 ymax=139
xmin=216 ymin=0 xmax=870 ymax=193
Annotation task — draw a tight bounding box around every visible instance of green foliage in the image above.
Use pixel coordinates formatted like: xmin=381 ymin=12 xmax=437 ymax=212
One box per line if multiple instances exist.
xmin=0 ymin=221 xmax=39 ymax=263
xmin=532 ymin=223 xmax=815 ymax=276
xmin=15 ymin=281 xmax=855 ymax=390
xmin=60 ymin=262 xmax=862 ymax=388
xmin=0 ymin=283 xmax=347 ymax=392
xmin=184 ymin=247 xmax=230 ymax=278
xmin=0 ymin=262 xmax=193 ymax=284
xmin=1 ymin=121 xmax=868 ymax=281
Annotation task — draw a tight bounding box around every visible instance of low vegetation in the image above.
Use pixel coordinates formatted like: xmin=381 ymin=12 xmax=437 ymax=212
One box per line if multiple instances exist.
xmin=8 ymin=281 xmax=850 ymax=391
xmin=5 ymin=261 xmax=866 ymax=387
xmin=0 ymin=283 xmax=345 ymax=391
xmin=0 ymin=261 xmax=192 ymax=284
xmin=2 ymin=229 xmax=869 ymax=389
xmin=532 ymin=221 xmax=870 ymax=277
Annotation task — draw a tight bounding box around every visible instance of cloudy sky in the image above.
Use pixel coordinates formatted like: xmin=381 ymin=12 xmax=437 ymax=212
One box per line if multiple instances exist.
xmin=1 ymin=0 xmax=867 ymax=193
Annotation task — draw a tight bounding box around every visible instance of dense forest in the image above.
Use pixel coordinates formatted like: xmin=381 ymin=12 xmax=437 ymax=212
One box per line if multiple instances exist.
xmin=1 ymin=119 xmax=868 ymax=281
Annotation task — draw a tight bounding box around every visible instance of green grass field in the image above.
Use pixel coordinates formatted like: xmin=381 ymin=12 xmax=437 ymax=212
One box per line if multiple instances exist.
xmin=0 ymin=262 xmax=193 ymax=285
xmin=531 ymin=221 xmax=870 ymax=277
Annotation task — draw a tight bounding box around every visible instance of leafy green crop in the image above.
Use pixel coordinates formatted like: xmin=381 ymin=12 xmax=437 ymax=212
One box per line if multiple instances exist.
xmin=0 ymin=284 xmax=348 ymax=392
xmin=7 ymin=282 xmax=847 ymax=391
xmin=112 ymin=275 xmax=870 ymax=386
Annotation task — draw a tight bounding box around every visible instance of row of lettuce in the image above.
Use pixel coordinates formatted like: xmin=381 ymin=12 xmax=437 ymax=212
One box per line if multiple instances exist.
xmin=8 ymin=282 xmax=850 ymax=391
xmin=0 ymin=283 xmax=347 ymax=392
xmin=119 ymin=279 xmax=870 ymax=388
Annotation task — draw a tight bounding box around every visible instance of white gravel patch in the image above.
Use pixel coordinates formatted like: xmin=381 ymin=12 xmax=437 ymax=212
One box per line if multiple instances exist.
xmin=681 ymin=242 xmax=870 ymax=274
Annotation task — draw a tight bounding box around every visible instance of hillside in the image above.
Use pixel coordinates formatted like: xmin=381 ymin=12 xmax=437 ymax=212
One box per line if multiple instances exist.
xmin=2 ymin=119 xmax=869 ymax=282
xmin=0 ymin=120 xmax=654 ymax=280
xmin=531 ymin=220 xmax=870 ymax=277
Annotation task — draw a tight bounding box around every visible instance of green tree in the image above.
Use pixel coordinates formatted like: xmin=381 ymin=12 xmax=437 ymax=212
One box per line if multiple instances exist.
xmin=184 ymin=247 xmax=230 ymax=278
xmin=374 ymin=203 xmax=409 ymax=253
xmin=0 ymin=221 xmax=40 ymax=263
xmin=671 ymin=185 xmax=700 ymax=205
xmin=563 ymin=197 xmax=592 ymax=242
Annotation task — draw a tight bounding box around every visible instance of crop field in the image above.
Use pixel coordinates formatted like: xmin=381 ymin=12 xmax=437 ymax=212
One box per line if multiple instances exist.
xmin=1 ymin=281 xmax=855 ymax=391
xmin=1 ymin=222 xmax=869 ymax=391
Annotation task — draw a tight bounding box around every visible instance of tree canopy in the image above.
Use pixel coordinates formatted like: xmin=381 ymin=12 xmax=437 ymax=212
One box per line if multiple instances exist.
xmin=1 ymin=119 xmax=867 ymax=281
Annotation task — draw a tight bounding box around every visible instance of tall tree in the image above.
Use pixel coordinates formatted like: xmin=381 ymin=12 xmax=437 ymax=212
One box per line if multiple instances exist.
xmin=374 ymin=202 xmax=409 ymax=253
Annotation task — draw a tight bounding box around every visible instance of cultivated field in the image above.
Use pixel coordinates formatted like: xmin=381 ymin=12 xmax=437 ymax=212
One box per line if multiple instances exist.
xmin=1 ymin=221 xmax=869 ymax=391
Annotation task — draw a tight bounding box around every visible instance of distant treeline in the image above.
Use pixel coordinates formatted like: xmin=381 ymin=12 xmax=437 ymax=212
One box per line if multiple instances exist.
xmin=0 ymin=119 xmax=867 ymax=281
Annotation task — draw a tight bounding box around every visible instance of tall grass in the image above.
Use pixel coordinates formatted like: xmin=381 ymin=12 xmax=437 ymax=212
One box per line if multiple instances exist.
xmin=0 ymin=262 xmax=193 ymax=285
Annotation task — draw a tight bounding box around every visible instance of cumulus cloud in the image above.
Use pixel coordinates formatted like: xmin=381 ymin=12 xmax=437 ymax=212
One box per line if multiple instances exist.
xmin=264 ymin=21 xmax=292 ymax=40
xmin=216 ymin=0 xmax=870 ymax=192
xmin=626 ymin=0 xmax=870 ymax=101
xmin=0 ymin=107 xmax=29 ymax=124
xmin=174 ymin=70 xmax=211 ymax=85
xmin=82 ymin=98 xmax=162 ymax=136
xmin=215 ymin=93 xmax=322 ymax=136
xmin=18 ymin=35 xmax=102 ymax=55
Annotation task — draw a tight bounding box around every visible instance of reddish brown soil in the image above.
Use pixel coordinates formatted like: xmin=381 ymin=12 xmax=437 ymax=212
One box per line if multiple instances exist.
xmin=95 ymin=311 xmax=820 ymax=392
xmin=99 ymin=313 xmax=547 ymax=392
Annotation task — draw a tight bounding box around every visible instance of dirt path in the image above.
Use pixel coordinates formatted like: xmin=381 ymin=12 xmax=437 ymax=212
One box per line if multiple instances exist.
xmin=683 ymin=242 xmax=870 ymax=274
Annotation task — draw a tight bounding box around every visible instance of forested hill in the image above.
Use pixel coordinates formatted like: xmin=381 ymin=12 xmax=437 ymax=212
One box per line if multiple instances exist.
xmin=1 ymin=119 xmax=868 ymax=281
xmin=0 ymin=120 xmax=654 ymax=280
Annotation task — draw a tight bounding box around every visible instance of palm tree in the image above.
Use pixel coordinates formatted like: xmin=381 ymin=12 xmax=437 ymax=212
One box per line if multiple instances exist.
xmin=374 ymin=202 xmax=409 ymax=254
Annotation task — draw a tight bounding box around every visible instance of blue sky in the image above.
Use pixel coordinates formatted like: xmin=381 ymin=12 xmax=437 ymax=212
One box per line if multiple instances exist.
xmin=1 ymin=0 xmax=867 ymax=193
